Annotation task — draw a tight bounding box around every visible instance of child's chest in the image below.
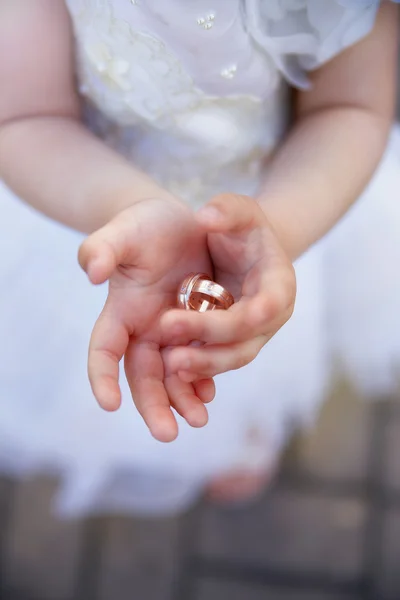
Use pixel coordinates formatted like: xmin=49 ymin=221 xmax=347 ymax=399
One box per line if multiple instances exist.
xmin=64 ymin=0 xmax=283 ymax=128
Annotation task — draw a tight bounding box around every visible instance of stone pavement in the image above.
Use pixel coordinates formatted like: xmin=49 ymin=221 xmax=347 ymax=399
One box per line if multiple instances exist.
xmin=0 ymin=382 xmax=400 ymax=600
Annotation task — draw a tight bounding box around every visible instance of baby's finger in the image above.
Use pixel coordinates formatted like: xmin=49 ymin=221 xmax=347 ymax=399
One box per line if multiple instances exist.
xmin=165 ymin=374 xmax=209 ymax=428
xmin=78 ymin=218 xmax=139 ymax=285
xmin=88 ymin=306 xmax=130 ymax=412
xmin=193 ymin=378 xmax=216 ymax=403
xmin=161 ymin=292 xmax=276 ymax=346
xmin=177 ymin=372 xmax=216 ymax=403
xmin=196 ymin=193 xmax=261 ymax=234
xmin=125 ymin=340 xmax=179 ymax=443
xmin=169 ymin=336 xmax=267 ymax=379
xmin=160 ymin=302 xmax=255 ymax=346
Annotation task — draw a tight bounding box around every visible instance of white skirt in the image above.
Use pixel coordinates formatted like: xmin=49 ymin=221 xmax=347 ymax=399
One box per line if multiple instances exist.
xmin=1 ymin=126 xmax=400 ymax=518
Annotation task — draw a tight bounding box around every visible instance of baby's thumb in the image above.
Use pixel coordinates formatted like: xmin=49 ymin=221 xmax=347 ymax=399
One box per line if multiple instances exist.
xmin=196 ymin=193 xmax=258 ymax=234
xmin=78 ymin=221 xmax=134 ymax=285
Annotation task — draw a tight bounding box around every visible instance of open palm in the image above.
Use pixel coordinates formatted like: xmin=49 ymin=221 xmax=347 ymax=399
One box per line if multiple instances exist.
xmin=79 ymin=198 xmax=213 ymax=442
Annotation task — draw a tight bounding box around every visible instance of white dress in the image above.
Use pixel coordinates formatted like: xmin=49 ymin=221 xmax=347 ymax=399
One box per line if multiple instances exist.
xmin=0 ymin=0 xmax=399 ymax=517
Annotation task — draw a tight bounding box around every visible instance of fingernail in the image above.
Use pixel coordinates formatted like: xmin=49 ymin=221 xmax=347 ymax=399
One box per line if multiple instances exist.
xmin=87 ymin=258 xmax=103 ymax=283
xmin=197 ymin=206 xmax=222 ymax=222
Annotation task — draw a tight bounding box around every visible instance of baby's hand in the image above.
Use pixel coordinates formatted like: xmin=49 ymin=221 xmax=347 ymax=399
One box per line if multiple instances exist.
xmin=79 ymin=197 xmax=214 ymax=442
xmin=161 ymin=194 xmax=296 ymax=381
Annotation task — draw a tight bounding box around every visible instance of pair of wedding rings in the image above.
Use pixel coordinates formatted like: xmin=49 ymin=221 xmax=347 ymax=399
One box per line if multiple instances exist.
xmin=177 ymin=273 xmax=234 ymax=312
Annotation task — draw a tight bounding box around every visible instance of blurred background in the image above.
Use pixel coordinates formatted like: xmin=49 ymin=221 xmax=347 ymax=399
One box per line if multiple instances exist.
xmin=1 ymin=379 xmax=399 ymax=600
xmin=1 ymin=46 xmax=400 ymax=600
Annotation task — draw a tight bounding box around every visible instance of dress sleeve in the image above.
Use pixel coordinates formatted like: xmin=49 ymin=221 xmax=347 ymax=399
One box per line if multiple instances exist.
xmin=246 ymin=0 xmax=398 ymax=89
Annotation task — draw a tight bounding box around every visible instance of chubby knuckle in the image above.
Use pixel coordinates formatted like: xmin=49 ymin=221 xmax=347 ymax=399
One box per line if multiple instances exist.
xmin=233 ymin=346 xmax=255 ymax=370
xmin=199 ymin=355 xmax=213 ymax=373
xmin=275 ymin=269 xmax=296 ymax=316
xmin=258 ymin=297 xmax=271 ymax=324
xmin=268 ymin=292 xmax=284 ymax=321
xmin=234 ymin=315 xmax=251 ymax=339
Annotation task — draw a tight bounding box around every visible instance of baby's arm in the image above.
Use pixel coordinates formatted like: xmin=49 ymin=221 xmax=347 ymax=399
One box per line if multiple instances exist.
xmin=258 ymin=1 xmax=398 ymax=260
xmin=0 ymin=1 xmax=175 ymax=234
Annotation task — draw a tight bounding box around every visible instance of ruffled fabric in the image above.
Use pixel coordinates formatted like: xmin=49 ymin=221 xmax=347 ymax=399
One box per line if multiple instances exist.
xmin=246 ymin=0 xmax=397 ymax=89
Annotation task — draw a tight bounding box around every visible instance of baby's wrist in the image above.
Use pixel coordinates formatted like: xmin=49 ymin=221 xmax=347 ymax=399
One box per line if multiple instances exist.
xmin=256 ymin=197 xmax=297 ymax=261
